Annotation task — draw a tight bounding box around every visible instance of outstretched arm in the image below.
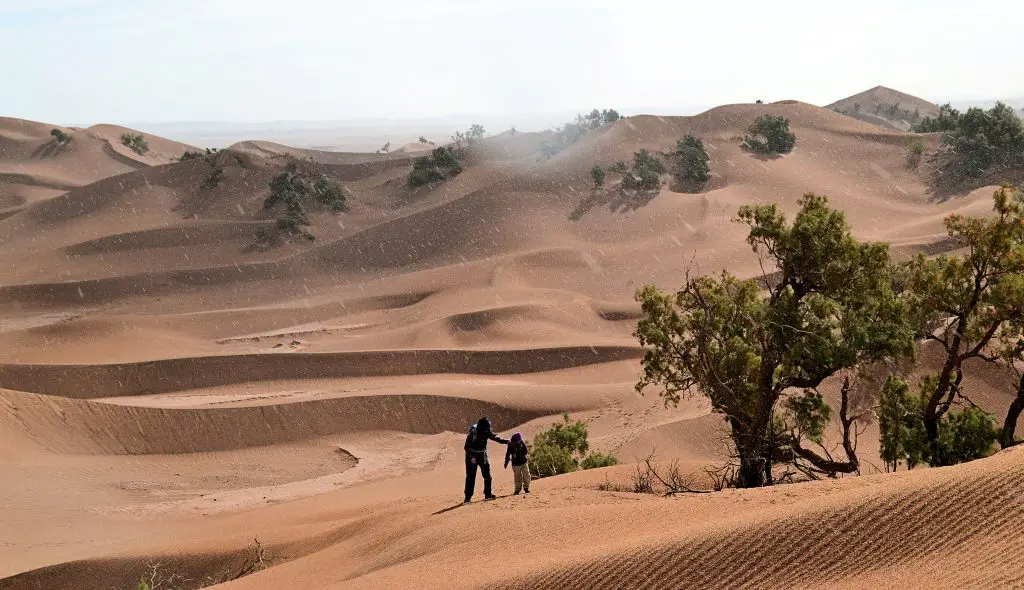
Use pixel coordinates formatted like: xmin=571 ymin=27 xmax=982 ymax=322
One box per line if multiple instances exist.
xmin=489 ymin=431 xmax=509 ymax=445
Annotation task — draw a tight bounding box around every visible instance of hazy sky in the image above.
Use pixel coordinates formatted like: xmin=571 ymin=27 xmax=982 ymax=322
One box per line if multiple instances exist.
xmin=2 ymin=0 xmax=1022 ymax=125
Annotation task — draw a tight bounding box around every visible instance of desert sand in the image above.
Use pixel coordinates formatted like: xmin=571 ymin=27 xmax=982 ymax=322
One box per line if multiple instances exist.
xmin=0 ymin=95 xmax=1022 ymax=589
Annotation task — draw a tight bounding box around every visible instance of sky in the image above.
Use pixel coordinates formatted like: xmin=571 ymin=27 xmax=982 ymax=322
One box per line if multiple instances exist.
xmin=1 ymin=0 xmax=1022 ymax=126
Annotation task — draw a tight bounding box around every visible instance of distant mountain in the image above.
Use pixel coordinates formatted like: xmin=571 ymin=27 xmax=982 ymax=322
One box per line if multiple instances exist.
xmin=826 ymin=86 xmax=940 ymax=131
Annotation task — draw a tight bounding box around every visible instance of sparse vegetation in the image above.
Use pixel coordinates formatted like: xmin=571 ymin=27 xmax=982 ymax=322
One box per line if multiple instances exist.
xmin=179 ymin=147 xmax=218 ymax=162
xmin=50 ymin=128 xmax=71 ymax=145
xmin=121 ymin=132 xmax=149 ymax=155
xmin=529 ymin=413 xmax=618 ymax=478
xmin=635 ymin=193 xmax=913 ymax=487
xmin=201 ymin=166 xmax=225 ymax=189
xmin=418 ymin=136 xmax=430 ymax=144
xmin=621 ymin=149 xmax=665 ymax=191
xmin=540 ymin=109 xmax=621 ymax=159
xmin=913 ymin=103 xmax=961 ymax=133
xmin=377 ymin=142 xmax=390 ymax=154
xmin=671 ymin=135 xmax=711 ymax=189
xmin=590 ymin=165 xmax=606 ymax=188
xmin=261 ymin=159 xmax=349 ymax=241
xmin=408 ymin=145 xmax=464 ymax=187
xmin=742 ymin=115 xmax=796 ymax=154
xmin=905 ymin=138 xmax=925 ymax=170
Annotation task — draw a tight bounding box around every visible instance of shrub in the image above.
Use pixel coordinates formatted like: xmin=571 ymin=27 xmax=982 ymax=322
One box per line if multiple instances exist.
xmin=913 ymin=103 xmax=961 ymax=133
xmin=590 ymin=165 xmax=606 ymax=188
xmin=609 ymin=160 xmax=628 ymax=175
xmin=742 ymin=115 xmax=796 ymax=154
xmin=905 ymin=138 xmax=925 ymax=170
xmin=120 ymin=133 xmax=149 ymax=155
xmin=377 ymin=142 xmax=390 ymax=154
xmin=262 ymin=160 xmax=348 ymax=241
xmin=540 ymin=109 xmax=621 ymax=159
xmin=418 ymin=136 xmax=429 ymax=144
xmin=933 ymin=102 xmax=1024 ymax=180
xmin=622 ymin=149 xmax=665 ymax=191
xmin=529 ymin=413 xmax=617 ymax=478
xmin=581 ymin=452 xmax=618 ymax=469
xmin=934 ymin=406 xmax=999 ymax=465
xmin=408 ymin=145 xmax=464 ymax=187
xmin=672 ymin=135 xmax=711 ymax=187
xmin=755 ymin=99 xmax=763 ymax=104
xmin=179 ymin=150 xmax=203 ymax=161
xmin=201 ymin=166 xmax=225 ymax=189
xmin=50 ymin=128 xmax=71 ymax=144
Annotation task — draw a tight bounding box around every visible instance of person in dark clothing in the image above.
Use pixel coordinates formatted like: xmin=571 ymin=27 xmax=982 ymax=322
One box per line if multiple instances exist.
xmin=464 ymin=416 xmax=509 ymax=503
xmin=504 ymin=431 xmax=530 ymax=494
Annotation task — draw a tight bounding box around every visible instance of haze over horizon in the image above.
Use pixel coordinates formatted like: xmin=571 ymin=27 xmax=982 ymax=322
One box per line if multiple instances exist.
xmin=2 ymin=0 xmax=1022 ymax=127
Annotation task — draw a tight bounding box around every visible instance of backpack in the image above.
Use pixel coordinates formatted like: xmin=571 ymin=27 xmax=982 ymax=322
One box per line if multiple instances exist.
xmin=467 ymin=424 xmax=478 ymax=444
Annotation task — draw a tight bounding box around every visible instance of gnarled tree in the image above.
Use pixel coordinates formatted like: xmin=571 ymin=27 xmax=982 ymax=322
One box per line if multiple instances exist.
xmin=901 ymin=184 xmax=1024 ymax=462
xmin=635 ymin=194 xmax=913 ymax=487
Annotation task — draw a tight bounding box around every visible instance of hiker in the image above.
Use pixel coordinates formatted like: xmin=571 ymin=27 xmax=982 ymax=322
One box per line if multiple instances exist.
xmin=464 ymin=416 xmax=509 ymax=503
xmin=504 ymin=431 xmax=530 ymax=495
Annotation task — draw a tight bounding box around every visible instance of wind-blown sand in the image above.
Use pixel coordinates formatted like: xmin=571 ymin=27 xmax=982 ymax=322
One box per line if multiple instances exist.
xmin=0 ymin=98 xmax=1021 ymax=589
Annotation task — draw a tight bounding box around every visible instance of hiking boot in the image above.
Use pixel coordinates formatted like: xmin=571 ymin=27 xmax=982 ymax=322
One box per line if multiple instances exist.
xmin=464 ymin=498 xmax=471 ymax=504
xmin=484 ymin=494 xmax=497 ymax=500
xmin=513 ymin=491 xmax=520 ymax=495
xmin=524 ymin=489 xmax=530 ymax=494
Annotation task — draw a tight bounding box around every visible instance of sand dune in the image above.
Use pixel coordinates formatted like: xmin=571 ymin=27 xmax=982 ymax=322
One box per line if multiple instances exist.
xmin=2 ymin=94 xmax=1023 ymax=589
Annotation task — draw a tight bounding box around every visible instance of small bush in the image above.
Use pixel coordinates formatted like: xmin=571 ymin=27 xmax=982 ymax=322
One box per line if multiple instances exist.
xmin=120 ymin=133 xmax=149 ymax=155
xmin=913 ymin=103 xmax=961 ymax=133
xmin=179 ymin=150 xmax=203 ymax=161
xmin=377 ymin=142 xmax=390 ymax=154
xmin=529 ymin=413 xmax=617 ymax=478
xmin=934 ymin=406 xmax=999 ymax=465
xmin=622 ymin=149 xmax=665 ymax=191
xmin=590 ymin=165 xmax=606 ymax=188
xmin=581 ymin=452 xmax=618 ymax=469
xmin=905 ymin=139 xmax=925 ymax=170
xmin=672 ymin=135 xmax=710 ymax=188
xmin=201 ymin=166 xmax=225 ymax=189
xmin=408 ymin=145 xmax=464 ymax=187
xmin=50 ymin=128 xmax=71 ymax=144
xmin=540 ymin=109 xmax=621 ymax=159
xmin=262 ymin=160 xmax=348 ymax=242
xmin=742 ymin=115 xmax=796 ymax=154
xmin=418 ymin=136 xmax=430 ymax=144
xmin=609 ymin=160 xmax=628 ymax=175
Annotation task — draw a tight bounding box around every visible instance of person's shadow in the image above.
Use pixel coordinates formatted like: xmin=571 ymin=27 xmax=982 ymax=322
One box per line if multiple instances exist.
xmin=431 ymin=495 xmax=514 ymax=516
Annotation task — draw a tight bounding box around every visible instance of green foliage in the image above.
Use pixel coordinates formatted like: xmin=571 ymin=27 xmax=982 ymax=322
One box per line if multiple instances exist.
xmin=120 ymin=133 xmax=149 ymax=155
xmin=905 ymin=139 xmax=925 ymax=170
xmin=137 ymin=579 xmax=150 ymax=590
xmin=783 ymin=390 xmax=832 ymax=445
xmin=609 ymin=160 xmax=628 ymax=175
xmin=635 ymin=193 xmax=913 ymax=487
xmin=900 ymin=185 xmax=1024 ymax=464
xmin=529 ymin=413 xmax=617 ymax=478
xmin=672 ymin=134 xmax=711 ymax=188
xmin=590 ymin=165 xmax=606 ymax=188
xmin=935 ymin=406 xmax=999 ymax=465
xmin=913 ymin=103 xmax=961 ymax=133
xmin=540 ymin=109 xmax=620 ymax=159
xmin=742 ymin=115 xmax=796 ymax=154
xmin=622 ymin=149 xmax=665 ymax=191
xmin=262 ymin=160 xmax=349 ymax=241
xmin=755 ymin=99 xmax=763 ymax=104
xmin=581 ymin=452 xmax=619 ymax=469
xmin=377 ymin=142 xmax=390 ymax=154
xmin=201 ymin=166 xmax=225 ymax=189
xmin=878 ymin=376 xmax=928 ymax=471
xmin=50 ymin=128 xmax=71 ymax=144
xmin=938 ymin=103 xmax=1024 ymax=180
xmin=418 ymin=136 xmax=429 ymax=144
xmin=408 ymin=145 xmax=464 ymax=187
xmin=179 ymin=147 xmax=218 ymax=162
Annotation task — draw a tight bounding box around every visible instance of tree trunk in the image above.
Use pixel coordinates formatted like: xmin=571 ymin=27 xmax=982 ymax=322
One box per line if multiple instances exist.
xmin=737 ymin=453 xmax=768 ymax=488
xmin=1001 ymin=374 xmax=1024 ymax=449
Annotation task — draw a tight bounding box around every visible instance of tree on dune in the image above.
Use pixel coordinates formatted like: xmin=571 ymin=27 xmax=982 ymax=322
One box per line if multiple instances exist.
xmin=898 ymin=184 xmax=1024 ymax=460
xmin=742 ymin=115 xmax=796 ymax=154
xmin=671 ymin=134 xmax=710 ymax=190
xmin=260 ymin=159 xmax=349 ymax=242
xmin=635 ymin=194 xmax=914 ymax=488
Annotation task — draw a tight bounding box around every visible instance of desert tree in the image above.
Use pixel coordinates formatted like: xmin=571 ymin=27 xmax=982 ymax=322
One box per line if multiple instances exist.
xmin=635 ymin=193 xmax=914 ymax=487
xmin=913 ymin=103 xmax=961 ymax=133
xmin=997 ymin=319 xmax=1024 ymax=448
xmin=590 ymin=165 xmax=606 ymax=188
xmin=933 ymin=103 xmax=1024 ymax=180
xmin=50 ymin=128 xmax=71 ymax=145
xmin=622 ymin=149 xmax=665 ymax=191
xmin=262 ymin=159 xmax=349 ymax=241
xmin=672 ymin=135 xmax=711 ymax=189
xmin=408 ymin=145 xmax=464 ymax=187
xmin=900 ymin=184 xmax=1024 ymax=463
xmin=878 ymin=376 xmax=928 ymax=472
xmin=742 ymin=115 xmax=796 ymax=154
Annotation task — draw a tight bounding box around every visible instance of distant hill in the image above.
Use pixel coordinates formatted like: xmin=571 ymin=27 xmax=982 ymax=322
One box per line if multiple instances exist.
xmin=826 ymin=86 xmax=940 ymax=131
